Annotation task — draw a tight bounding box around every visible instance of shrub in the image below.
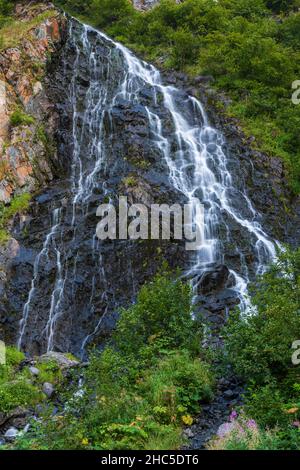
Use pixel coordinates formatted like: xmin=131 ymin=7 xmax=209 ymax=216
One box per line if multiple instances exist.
xmin=13 ymin=271 xmax=213 ymax=450
xmin=113 ymin=269 xmax=201 ymax=358
xmin=0 ymin=379 xmax=42 ymax=414
xmin=265 ymin=0 xmax=300 ymax=13
xmin=223 ymin=248 xmax=300 ymax=434
xmin=142 ymin=351 xmax=214 ymax=417
xmin=5 ymin=346 xmax=25 ymax=367
xmin=169 ymin=28 xmax=200 ymax=69
xmin=0 ymin=347 xmax=42 ymax=414
xmin=223 ymin=247 xmax=300 ymax=387
xmin=10 ymin=109 xmax=35 ymax=127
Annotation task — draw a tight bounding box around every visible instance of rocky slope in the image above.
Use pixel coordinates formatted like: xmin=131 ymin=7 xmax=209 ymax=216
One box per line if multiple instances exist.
xmin=0 ymin=1 xmax=66 ymax=204
xmin=0 ymin=1 xmax=299 ymax=357
xmin=0 ymin=2 xmax=188 ymax=355
xmin=0 ymin=0 xmax=299 ymax=450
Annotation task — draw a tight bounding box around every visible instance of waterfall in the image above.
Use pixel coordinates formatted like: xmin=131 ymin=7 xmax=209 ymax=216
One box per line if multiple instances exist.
xmin=113 ymin=36 xmax=277 ymax=310
xmin=17 ymin=19 xmax=277 ymax=355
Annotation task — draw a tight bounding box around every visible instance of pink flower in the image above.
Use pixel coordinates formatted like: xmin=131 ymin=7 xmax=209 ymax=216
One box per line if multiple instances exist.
xmin=246 ymin=419 xmax=258 ymax=430
xmin=229 ymin=410 xmax=238 ymax=422
xmin=217 ymin=422 xmax=235 ymax=438
xmin=292 ymin=421 xmax=300 ymax=428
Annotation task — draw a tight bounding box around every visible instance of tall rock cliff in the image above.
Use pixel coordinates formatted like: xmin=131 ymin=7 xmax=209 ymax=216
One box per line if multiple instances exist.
xmin=0 ymin=2 xmax=66 ymax=204
xmin=0 ymin=1 xmax=299 ymax=358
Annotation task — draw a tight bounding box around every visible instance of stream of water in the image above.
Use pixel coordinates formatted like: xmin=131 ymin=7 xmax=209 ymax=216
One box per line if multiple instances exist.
xmin=17 ymin=20 xmax=278 ymax=354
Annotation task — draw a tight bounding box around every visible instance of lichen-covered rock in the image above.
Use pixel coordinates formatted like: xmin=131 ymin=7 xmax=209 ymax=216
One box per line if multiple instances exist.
xmin=39 ymin=352 xmax=79 ymax=369
xmin=42 ymin=382 xmax=54 ymax=398
xmin=4 ymin=427 xmax=18 ymax=441
xmin=0 ymin=1 xmax=67 ymax=204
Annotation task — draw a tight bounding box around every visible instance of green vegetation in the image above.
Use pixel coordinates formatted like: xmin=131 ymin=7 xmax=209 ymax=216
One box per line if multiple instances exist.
xmin=0 ymin=347 xmax=67 ymax=419
xmin=56 ymin=0 xmax=300 ymax=194
xmin=208 ymin=413 xmax=300 ymax=450
xmin=0 ymin=347 xmax=42 ymax=414
xmin=0 ymin=1 xmax=14 ymax=28
xmin=122 ymin=175 xmax=137 ymax=187
xmin=0 ymin=192 xmax=31 ymax=244
xmin=13 ymin=270 xmax=214 ymax=450
xmin=220 ymin=248 xmax=300 ymax=449
xmin=10 ymin=109 xmax=35 ymax=127
xmin=0 ymin=6 xmax=58 ymax=51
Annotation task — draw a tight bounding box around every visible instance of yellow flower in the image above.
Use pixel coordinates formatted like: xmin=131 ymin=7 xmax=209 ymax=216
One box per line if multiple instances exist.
xmin=182 ymin=415 xmax=193 ymax=426
xmin=81 ymin=438 xmax=89 ymax=446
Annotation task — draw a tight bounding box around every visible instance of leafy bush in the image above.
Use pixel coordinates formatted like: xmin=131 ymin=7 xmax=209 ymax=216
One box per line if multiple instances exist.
xmin=265 ymin=0 xmax=300 ymax=13
xmin=169 ymin=28 xmax=200 ymax=69
xmin=0 ymin=347 xmax=42 ymax=414
xmin=223 ymin=248 xmax=300 ymax=435
xmin=141 ymin=351 xmax=214 ymax=417
xmin=13 ymin=271 xmax=213 ymax=450
xmin=0 ymin=379 xmax=42 ymax=414
xmin=5 ymin=345 xmax=25 ymax=367
xmin=10 ymin=109 xmax=35 ymax=127
xmin=113 ymin=268 xmax=201 ymax=358
xmin=0 ymin=1 xmax=13 ymax=27
xmin=224 ymin=247 xmax=300 ymax=387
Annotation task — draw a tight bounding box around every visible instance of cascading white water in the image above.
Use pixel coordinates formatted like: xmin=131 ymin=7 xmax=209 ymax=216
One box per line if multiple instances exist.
xmin=18 ymin=208 xmax=62 ymax=350
xmin=17 ymin=20 xmax=278 ymax=353
xmin=110 ymin=33 xmax=277 ymax=310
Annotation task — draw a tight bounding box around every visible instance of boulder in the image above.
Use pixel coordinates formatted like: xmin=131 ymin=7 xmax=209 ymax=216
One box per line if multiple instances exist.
xmin=39 ymin=352 xmax=79 ymax=370
xmin=4 ymin=427 xmax=18 ymax=441
xmin=29 ymin=366 xmax=40 ymax=376
xmin=42 ymin=382 xmax=54 ymax=398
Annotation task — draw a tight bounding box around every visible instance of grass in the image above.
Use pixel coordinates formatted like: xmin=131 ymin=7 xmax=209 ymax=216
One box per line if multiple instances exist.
xmin=0 ymin=10 xmax=59 ymax=51
xmin=0 ymin=192 xmax=31 ymax=245
xmin=0 ymin=347 xmax=42 ymax=414
xmin=122 ymin=176 xmax=137 ymax=187
xmin=10 ymin=109 xmax=35 ymax=127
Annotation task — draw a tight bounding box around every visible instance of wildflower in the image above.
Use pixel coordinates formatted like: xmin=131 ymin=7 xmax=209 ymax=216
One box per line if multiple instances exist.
xmin=229 ymin=410 xmax=238 ymax=422
xmin=292 ymin=420 xmax=300 ymax=428
xmin=81 ymin=438 xmax=89 ymax=446
xmin=246 ymin=419 xmax=258 ymax=430
xmin=182 ymin=415 xmax=193 ymax=426
xmin=217 ymin=422 xmax=235 ymax=438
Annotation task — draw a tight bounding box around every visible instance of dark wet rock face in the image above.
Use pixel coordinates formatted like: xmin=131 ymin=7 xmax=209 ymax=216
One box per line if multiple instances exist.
xmin=1 ymin=12 xmax=299 ymax=361
xmin=0 ymin=20 xmax=189 ymax=356
xmin=197 ymin=265 xmax=229 ymax=295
